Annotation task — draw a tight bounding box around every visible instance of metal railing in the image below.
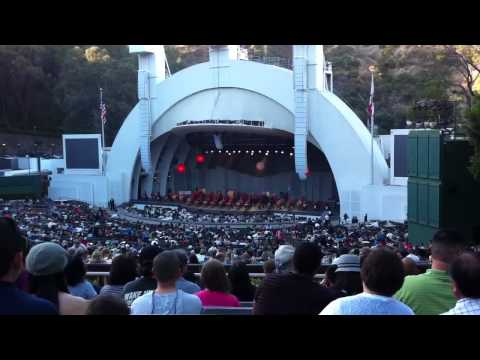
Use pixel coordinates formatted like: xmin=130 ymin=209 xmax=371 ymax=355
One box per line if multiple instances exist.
xmin=86 ymin=272 xmax=325 ymax=280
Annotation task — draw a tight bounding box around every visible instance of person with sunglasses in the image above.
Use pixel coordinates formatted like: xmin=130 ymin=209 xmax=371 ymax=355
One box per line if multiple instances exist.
xmin=130 ymin=251 xmax=202 ymax=315
xmin=0 ymin=217 xmax=57 ymax=315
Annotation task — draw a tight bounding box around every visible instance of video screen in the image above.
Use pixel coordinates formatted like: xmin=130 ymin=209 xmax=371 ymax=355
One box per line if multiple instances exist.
xmin=65 ymin=138 xmax=100 ymax=169
xmin=394 ymin=135 xmax=408 ymax=177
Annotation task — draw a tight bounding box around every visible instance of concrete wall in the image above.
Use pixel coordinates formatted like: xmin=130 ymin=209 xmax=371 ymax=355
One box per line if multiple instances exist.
xmin=48 ymin=174 xmax=108 ymax=207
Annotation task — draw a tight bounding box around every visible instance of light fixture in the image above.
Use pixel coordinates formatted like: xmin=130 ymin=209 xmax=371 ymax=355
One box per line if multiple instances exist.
xmin=274 ymin=150 xmax=278 ymax=154
xmin=281 ymin=150 xmax=284 ymax=154
xmin=289 ymin=152 xmax=293 ymax=156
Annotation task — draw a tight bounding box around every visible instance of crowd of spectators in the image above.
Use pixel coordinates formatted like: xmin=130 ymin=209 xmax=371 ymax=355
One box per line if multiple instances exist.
xmin=1 ymin=199 xmax=480 ymax=315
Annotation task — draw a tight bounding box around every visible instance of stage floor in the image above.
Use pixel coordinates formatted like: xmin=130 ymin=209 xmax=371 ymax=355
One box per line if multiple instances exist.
xmin=130 ymin=200 xmax=338 ymax=218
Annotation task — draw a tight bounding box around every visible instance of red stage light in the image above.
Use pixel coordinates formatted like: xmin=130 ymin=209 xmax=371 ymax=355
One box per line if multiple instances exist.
xmin=256 ymin=161 xmax=265 ymax=171
xmin=176 ymin=163 xmax=186 ymax=174
xmin=195 ymin=154 xmax=205 ymax=164
xmin=305 ymin=169 xmax=311 ymax=176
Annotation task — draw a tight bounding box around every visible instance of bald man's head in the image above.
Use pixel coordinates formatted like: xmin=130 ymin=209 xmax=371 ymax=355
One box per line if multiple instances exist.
xmin=402 ymin=257 xmax=419 ymax=276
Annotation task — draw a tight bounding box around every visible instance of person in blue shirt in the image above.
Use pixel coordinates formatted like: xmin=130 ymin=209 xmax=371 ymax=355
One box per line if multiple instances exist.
xmin=174 ymin=249 xmax=201 ymax=294
xmin=0 ymin=217 xmax=57 ymax=315
xmin=64 ymin=255 xmax=97 ymax=300
xmin=320 ymin=248 xmax=413 ymax=315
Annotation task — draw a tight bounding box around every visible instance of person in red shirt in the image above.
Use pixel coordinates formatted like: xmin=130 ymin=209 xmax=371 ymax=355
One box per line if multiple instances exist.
xmin=195 ymin=259 xmax=240 ymax=307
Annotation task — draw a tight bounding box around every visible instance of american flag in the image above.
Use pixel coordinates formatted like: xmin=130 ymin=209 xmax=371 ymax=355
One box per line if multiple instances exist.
xmin=367 ymin=69 xmax=375 ymax=130
xmin=100 ymin=102 xmax=107 ymax=125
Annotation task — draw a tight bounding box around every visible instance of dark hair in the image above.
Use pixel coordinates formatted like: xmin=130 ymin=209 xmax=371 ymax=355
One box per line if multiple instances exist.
xmin=359 ymin=247 xmax=371 ymax=267
xmin=361 ymin=248 xmax=405 ymax=297
xmin=431 ymin=229 xmax=465 ymax=264
xmin=293 ymin=242 xmax=322 ymax=276
xmin=201 ymin=259 xmax=230 ymax=293
xmin=228 ymin=261 xmax=255 ymax=301
xmin=334 ymin=271 xmax=363 ymax=296
xmin=0 ymin=217 xmax=27 ymax=278
xmin=152 ymin=251 xmax=181 ymax=283
xmin=28 ymin=272 xmax=69 ymax=308
xmin=189 ymin=253 xmax=199 ymax=264
xmin=450 ymin=252 xmax=480 ymax=298
xmin=324 ymin=265 xmax=337 ymax=286
xmin=175 ymin=249 xmax=188 ymax=268
xmin=64 ymin=255 xmax=86 ymax=287
xmin=109 ymin=255 xmax=137 ymax=286
xmin=86 ymin=295 xmax=130 ymax=315
xmin=263 ymin=259 xmax=275 ymax=274
xmin=138 ymin=246 xmax=162 ymax=277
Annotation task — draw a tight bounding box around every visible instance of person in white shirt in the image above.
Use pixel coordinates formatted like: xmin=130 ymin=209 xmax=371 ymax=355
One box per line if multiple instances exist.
xmin=320 ymin=248 xmax=414 ymax=315
xmin=131 ymin=251 xmax=202 ymax=315
xmin=442 ymin=252 xmax=480 ymax=315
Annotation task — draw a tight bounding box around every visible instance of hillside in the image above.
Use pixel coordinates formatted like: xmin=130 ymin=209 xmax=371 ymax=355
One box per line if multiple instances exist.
xmin=0 ymin=45 xmax=474 ymax=148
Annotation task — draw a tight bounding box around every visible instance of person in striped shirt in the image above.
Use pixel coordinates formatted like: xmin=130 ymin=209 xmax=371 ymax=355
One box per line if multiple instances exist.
xmin=442 ymin=252 xmax=480 ymax=315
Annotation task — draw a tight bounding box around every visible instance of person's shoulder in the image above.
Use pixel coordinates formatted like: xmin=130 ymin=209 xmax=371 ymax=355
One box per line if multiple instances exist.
xmin=319 ymin=296 xmax=344 ymax=315
xmin=123 ymin=279 xmax=140 ymax=293
xmin=59 ymin=291 xmax=89 ymax=305
xmin=132 ymin=291 xmax=152 ymax=306
xmin=182 ymin=290 xmax=201 ymax=301
xmin=392 ymin=298 xmax=415 ymax=315
xmin=22 ymin=292 xmax=58 ymax=314
xmin=401 ymin=273 xmax=429 ymax=290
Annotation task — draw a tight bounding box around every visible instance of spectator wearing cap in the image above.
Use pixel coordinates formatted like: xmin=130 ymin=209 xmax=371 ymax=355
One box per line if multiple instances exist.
xmin=64 ymin=255 xmax=97 ymax=300
xmin=100 ymin=255 xmax=137 ymax=298
xmin=131 ymin=251 xmax=202 ymax=315
xmin=0 ymin=218 xmax=57 ymax=315
xmin=87 ymin=294 xmax=130 ymax=315
xmin=254 ymin=242 xmax=335 ymax=315
xmin=122 ymin=246 xmax=162 ymax=306
xmin=27 ymin=242 xmax=90 ymax=315
xmin=330 ymin=254 xmax=362 ymax=297
xmin=395 ymin=229 xmax=466 ymax=315
xmin=442 ymin=252 xmax=480 ymax=315
xmin=274 ymin=245 xmax=295 ymax=274
xmin=320 ymin=248 xmax=413 ymax=315
xmin=175 ymin=249 xmax=201 ymax=294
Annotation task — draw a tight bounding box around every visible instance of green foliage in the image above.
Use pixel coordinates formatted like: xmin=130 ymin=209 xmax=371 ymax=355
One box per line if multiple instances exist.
xmin=466 ymin=96 xmax=480 ymax=179
xmin=0 ymin=45 xmax=137 ymax=146
xmin=0 ymin=45 xmax=476 ymax=145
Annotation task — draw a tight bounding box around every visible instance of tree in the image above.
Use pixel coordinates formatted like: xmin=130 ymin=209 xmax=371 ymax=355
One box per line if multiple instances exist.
xmin=466 ymin=96 xmax=480 ymax=180
xmin=444 ymin=45 xmax=480 ymax=109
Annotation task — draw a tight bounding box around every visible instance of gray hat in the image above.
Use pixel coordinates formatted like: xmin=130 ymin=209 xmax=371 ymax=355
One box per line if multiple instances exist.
xmin=26 ymin=242 xmax=68 ymax=276
xmin=334 ymin=254 xmax=361 ymax=272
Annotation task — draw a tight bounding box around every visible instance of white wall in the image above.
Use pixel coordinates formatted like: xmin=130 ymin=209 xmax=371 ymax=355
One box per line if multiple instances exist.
xmin=360 ymin=184 xmax=407 ymax=222
xmin=49 ymin=174 xmax=109 ymax=207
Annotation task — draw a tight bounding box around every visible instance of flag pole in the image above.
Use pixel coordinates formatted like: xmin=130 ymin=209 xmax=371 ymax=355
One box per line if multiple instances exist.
xmin=368 ymin=66 xmax=375 ymax=186
xmin=100 ymin=87 xmax=105 ymax=150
